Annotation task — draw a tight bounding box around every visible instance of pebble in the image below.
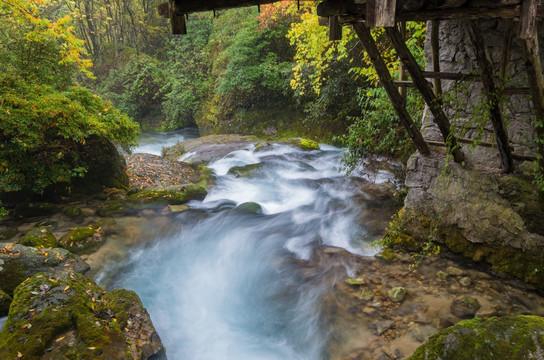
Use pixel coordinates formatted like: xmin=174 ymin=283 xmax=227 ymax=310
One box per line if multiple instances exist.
xmin=388 ymin=287 xmax=407 ymax=303
xmin=459 ymin=277 xmax=472 ymax=287
xmin=437 ymin=271 xmax=449 ymax=280
xmin=446 ymin=266 xmax=466 ymax=276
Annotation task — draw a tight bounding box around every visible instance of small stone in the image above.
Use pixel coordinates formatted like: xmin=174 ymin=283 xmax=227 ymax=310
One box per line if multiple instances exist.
xmin=436 ymin=271 xmax=449 ymax=280
xmin=345 ymin=277 xmax=366 ymax=286
xmin=373 ymin=320 xmax=395 ymax=335
xmin=475 ymin=305 xmax=500 ymax=318
xmin=451 ymin=297 xmax=481 ymax=319
xmin=459 ymin=277 xmax=472 ymax=287
xmin=168 ymin=205 xmax=189 ymax=213
xmin=358 ymin=289 xmax=374 ymax=301
xmin=388 ymin=287 xmax=407 ymax=303
xmin=446 ymin=266 xmax=466 ymax=276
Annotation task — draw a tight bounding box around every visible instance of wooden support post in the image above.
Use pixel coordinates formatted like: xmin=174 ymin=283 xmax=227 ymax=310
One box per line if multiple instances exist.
xmin=466 ymin=20 xmax=514 ymax=173
xmin=520 ymin=0 xmax=544 ymax=166
xmin=169 ymin=0 xmax=187 ymax=34
xmin=352 ymin=22 xmax=430 ymax=155
xmin=398 ymin=22 xmax=407 ymax=106
xmin=431 ymin=20 xmax=442 ymax=97
xmin=329 ymin=15 xmax=343 ymax=41
xmin=366 ymin=0 xmax=397 ymax=27
xmin=499 ymin=19 xmax=515 ymax=83
xmin=385 ymin=26 xmax=465 ymax=163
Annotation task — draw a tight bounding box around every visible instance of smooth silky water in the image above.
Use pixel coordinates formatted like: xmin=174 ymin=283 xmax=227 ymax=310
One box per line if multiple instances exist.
xmin=133 ymin=128 xmax=199 ymax=155
xmin=99 ymin=142 xmax=394 ymax=360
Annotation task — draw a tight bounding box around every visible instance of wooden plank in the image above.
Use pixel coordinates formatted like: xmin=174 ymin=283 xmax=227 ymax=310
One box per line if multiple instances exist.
xmin=398 ymin=22 xmax=407 ymax=106
xmin=352 ymin=22 xmax=430 ymax=155
xmin=431 ymin=20 xmax=442 ymax=97
xmin=466 ymin=20 xmax=514 ymax=173
xmin=366 ymin=0 xmax=396 ymax=27
xmin=385 ymin=26 xmax=465 ymax=163
xmin=520 ymin=0 xmax=538 ymax=40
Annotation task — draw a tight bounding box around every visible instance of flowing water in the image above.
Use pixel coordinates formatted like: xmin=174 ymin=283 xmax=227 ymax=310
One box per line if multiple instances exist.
xmin=132 ymin=128 xmax=199 ymax=155
xmin=100 ymin=141 xmax=398 ymax=360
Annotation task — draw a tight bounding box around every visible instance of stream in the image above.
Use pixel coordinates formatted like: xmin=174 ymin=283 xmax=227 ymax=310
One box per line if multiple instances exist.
xmin=98 ymin=136 xmax=399 ymax=359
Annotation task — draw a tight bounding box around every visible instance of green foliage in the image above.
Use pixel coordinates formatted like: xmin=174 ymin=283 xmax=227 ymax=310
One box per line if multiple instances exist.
xmin=0 ymin=74 xmax=139 ymax=194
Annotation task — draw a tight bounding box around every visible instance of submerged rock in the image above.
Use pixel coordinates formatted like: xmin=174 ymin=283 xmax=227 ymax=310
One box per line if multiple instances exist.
xmin=0 ymin=243 xmax=89 ymax=296
xmin=450 ymin=296 xmax=481 ymax=319
xmin=20 ymin=227 xmax=58 ymax=249
xmin=409 ymin=316 xmax=544 ymax=360
xmin=388 ymin=287 xmax=407 ymax=303
xmin=58 ymin=224 xmax=105 ymax=255
xmin=0 ymin=271 xmax=166 ymax=360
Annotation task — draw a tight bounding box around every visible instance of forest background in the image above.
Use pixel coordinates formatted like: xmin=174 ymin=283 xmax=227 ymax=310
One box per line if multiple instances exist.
xmin=0 ymin=0 xmax=429 ymax=204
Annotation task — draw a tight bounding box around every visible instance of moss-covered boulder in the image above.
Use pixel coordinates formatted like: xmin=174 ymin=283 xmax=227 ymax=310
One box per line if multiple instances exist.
xmin=0 ymin=289 xmax=12 ymax=316
xmin=13 ymin=202 xmax=58 ymax=218
xmin=409 ymin=316 xmax=544 ymax=360
xmin=0 ymin=243 xmax=89 ymax=296
xmin=0 ymin=271 xmax=165 ymax=360
xmin=20 ymin=228 xmax=58 ymax=249
xmin=233 ymin=202 xmax=263 ymax=214
xmin=96 ymin=200 xmax=124 ymax=217
xmin=58 ymin=225 xmax=105 ymax=255
xmin=129 ymin=184 xmax=207 ymax=205
xmin=64 ymin=206 xmax=82 ymax=219
xmin=280 ymin=138 xmax=320 ymax=151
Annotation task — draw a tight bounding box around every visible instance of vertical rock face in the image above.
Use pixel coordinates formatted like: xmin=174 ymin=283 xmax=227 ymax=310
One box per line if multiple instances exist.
xmin=404 ymin=20 xmax=544 ymax=289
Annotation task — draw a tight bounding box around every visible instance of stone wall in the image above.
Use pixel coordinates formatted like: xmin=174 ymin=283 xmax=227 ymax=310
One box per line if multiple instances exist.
xmin=403 ymin=20 xmax=544 ymax=289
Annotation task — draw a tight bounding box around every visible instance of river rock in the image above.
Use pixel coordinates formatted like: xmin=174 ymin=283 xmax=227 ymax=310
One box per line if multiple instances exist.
xmin=408 ymin=316 xmax=544 ymax=360
xmin=0 ymin=243 xmax=89 ymax=296
xmin=58 ymin=224 xmax=105 ymax=255
xmin=227 ymin=163 xmax=262 ymax=178
xmin=0 ymin=271 xmax=166 ymax=360
xmin=233 ymin=202 xmax=263 ymax=214
xmin=129 ymin=184 xmax=207 ymax=205
xmin=459 ymin=276 xmax=472 ymax=287
xmin=372 ymin=320 xmax=395 ymax=335
xmin=450 ymin=296 xmax=481 ymax=319
xmin=20 ymin=227 xmax=58 ymax=249
xmin=388 ymin=287 xmax=407 ymax=303
xmin=446 ymin=266 xmax=466 ymax=276
xmin=436 ymin=271 xmax=448 ymax=280
xmin=64 ymin=206 xmax=82 ymax=219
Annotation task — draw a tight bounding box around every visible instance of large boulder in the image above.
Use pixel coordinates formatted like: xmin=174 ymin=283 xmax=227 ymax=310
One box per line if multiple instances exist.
xmin=128 ymin=184 xmax=207 ymax=205
xmin=409 ymin=316 xmax=544 ymax=359
xmin=0 ymin=271 xmax=166 ymax=360
xmin=58 ymin=224 xmax=105 ymax=255
xmin=20 ymin=227 xmax=58 ymax=249
xmin=0 ymin=243 xmax=89 ymax=296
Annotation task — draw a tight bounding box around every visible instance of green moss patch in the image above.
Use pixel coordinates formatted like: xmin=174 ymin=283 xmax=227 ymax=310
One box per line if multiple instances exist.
xmin=0 ymin=289 xmax=12 ymax=316
xmin=129 ymin=184 xmax=207 ymax=205
xmin=409 ymin=316 xmax=544 ymax=360
xmin=58 ymin=224 xmax=105 ymax=255
xmin=20 ymin=227 xmax=57 ymax=249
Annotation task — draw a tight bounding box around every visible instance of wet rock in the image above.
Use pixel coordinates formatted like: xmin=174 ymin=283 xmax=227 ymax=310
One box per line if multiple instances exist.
xmin=446 ymin=266 xmax=466 ymax=276
xmin=20 ymin=227 xmax=58 ymax=249
xmin=0 ymin=229 xmax=18 ymax=241
xmin=13 ymin=202 xmax=58 ymax=219
xmin=227 ymin=163 xmax=262 ymax=178
xmin=345 ymin=277 xmax=366 ymax=286
xmin=436 ymin=271 xmax=448 ymax=280
xmin=450 ymin=296 xmax=481 ymax=319
xmin=58 ymin=225 xmax=105 ymax=255
xmin=409 ymin=316 xmax=544 ymax=360
xmin=96 ymin=200 xmax=124 ymax=217
xmin=0 ymin=243 xmax=89 ymax=296
xmin=372 ymin=320 xmax=395 ymax=335
xmin=459 ymin=277 xmax=472 ymax=287
xmin=358 ymin=289 xmax=375 ymax=301
xmin=0 ymin=271 xmax=166 ymax=360
xmin=233 ymin=202 xmax=263 ymax=214
xmin=475 ymin=304 xmax=500 ymax=318
xmin=64 ymin=206 xmax=82 ymax=219
xmin=409 ymin=324 xmax=438 ymax=343
xmin=168 ymin=204 xmax=190 ymax=213
xmin=388 ymin=287 xmax=407 ymax=303
xmin=0 ymin=289 xmax=12 ymax=316
xmin=129 ymin=184 xmax=207 ymax=205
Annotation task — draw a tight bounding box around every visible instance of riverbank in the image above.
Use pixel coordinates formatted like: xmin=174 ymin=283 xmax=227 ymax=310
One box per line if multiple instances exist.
xmin=1 ymin=134 xmax=544 ymax=359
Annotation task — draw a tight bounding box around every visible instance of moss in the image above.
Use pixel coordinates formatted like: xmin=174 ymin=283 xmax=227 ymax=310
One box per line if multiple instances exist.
xmin=344 ymin=278 xmax=366 ymax=286
xmin=96 ymin=200 xmax=124 ymax=217
xmin=64 ymin=206 xmax=82 ymax=219
xmin=0 ymin=289 xmax=12 ymax=316
xmin=408 ymin=316 xmax=544 ymax=360
xmin=233 ymin=202 xmax=263 ymax=214
xmin=374 ymin=249 xmax=396 ymax=263
xmin=58 ymin=224 xmax=104 ymax=255
xmin=13 ymin=202 xmax=58 ymax=218
xmin=129 ymin=184 xmax=207 ymax=205
xmin=0 ymin=229 xmax=17 ymax=241
xmin=297 ymin=138 xmax=320 ymax=151
xmin=20 ymin=227 xmax=58 ymax=249
xmin=227 ymin=163 xmax=262 ymax=178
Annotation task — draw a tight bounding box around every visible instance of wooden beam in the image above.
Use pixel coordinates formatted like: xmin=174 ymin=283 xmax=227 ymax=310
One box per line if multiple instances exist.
xmin=398 ymin=22 xmax=407 ymax=106
xmin=421 ymin=71 xmax=482 ymax=81
xmin=352 ymin=22 xmax=430 ymax=155
xmin=170 ymin=0 xmax=187 ymax=34
xmin=385 ymin=26 xmax=465 ymax=163
xmin=499 ymin=19 xmax=515 ymax=83
xmin=520 ymin=0 xmax=544 ymax=166
xmin=431 ymin=20 xmax=442 ymax=97
xmin=466 ymin=20 xmax=514 ymax=173
xmin=172 ymin=0 xmax=278 ymax=14
xmin=366 ymin=0 xmax=396 ymax=27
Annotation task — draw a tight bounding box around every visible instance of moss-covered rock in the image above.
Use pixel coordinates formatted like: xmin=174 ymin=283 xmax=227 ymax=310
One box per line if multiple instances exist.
xmin=0 ymin=229 xmax=18 ymax=241
xmin=129 ymin=184 xmax=207 ymax=205
xmin=409 ymin=316 xmax=544 ymax=360
xmin=0 ymin=271 xmax=165 ymax=360
xmin=0 ymin=289 xmax=12 ymax=316
xmin=0 ymin=243 xmax=89 ymax=296
xmin=58 ymin=225 xmax=105 ymax=255
xmin=20 ymin=228 xmax=57 ymax=249
xmin=96 ymin=200 xmax=124 ymax=217
xmin=233 ymin=202 xmax=263 ymax=214
xmin=13 ymin=202 xmax=58 ymax=218
xmin=64 ymin=206 xmax=82 ymax=219
xmin=297 ymin=138 xmax=320 ymax=151
xmin=227 ymin=163 xmax=262 ymax=178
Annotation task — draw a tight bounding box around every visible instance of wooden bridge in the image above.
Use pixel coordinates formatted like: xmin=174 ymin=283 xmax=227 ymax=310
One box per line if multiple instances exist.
xmin=160 ymin=0 xmax=544 ymax=173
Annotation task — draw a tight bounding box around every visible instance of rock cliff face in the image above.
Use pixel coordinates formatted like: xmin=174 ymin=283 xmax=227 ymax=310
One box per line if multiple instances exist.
xmin=404 ymin=20 xmax=544 ymax=289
